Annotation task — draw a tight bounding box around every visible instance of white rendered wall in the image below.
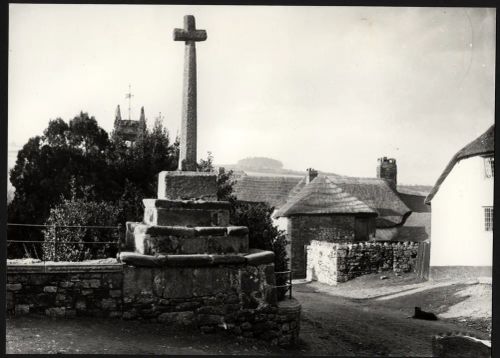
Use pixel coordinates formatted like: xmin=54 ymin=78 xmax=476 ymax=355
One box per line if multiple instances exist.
xmin=272 ymin=212 xmax=291 ymax=268
xmin=430 ymin=156 xmax=493 ymax=267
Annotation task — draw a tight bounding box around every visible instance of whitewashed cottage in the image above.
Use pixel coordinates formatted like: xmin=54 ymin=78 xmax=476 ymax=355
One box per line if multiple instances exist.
xmin=425 ymin=124 xmax=494 ymax=280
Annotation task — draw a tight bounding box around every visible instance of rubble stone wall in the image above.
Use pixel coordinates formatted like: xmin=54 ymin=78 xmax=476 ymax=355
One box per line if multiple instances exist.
xmin=306 ymin=240 xmax=419 ymax=284
xmin=121 ymin=262 xmax=299 ymax=345
xmin=289 ymin=215 xmax=356 ymax=278
xmin=6 ymin=261 xmax=301 ymax=346
xmin=7 ymin=263 xmax=123 ymax=318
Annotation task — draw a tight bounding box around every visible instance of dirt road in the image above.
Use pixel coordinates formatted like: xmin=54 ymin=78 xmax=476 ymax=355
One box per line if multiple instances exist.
xmin=6 ymin=315 xmax=287 ymax=355
xmin=294 ymin=282 xmax=490 ymax=356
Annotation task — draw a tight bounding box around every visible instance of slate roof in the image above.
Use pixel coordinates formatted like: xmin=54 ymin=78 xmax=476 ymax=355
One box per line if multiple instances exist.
xmin=274 ymin=175 xmax=377 ymax=217
xmin=425 ymin=124 xmax=495 ymax=204
xmin=231 ymin=175 xmax=302 ymax=208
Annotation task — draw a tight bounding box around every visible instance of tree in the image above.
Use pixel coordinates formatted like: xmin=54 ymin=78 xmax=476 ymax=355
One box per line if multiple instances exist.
xmin=8 ymin=112 xmax=179 ymax=256
xmin=9 ymin=113 xmax=114 ymax=226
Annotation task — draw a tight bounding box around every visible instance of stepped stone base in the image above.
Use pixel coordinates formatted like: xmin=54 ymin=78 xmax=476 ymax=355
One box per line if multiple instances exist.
xmin=143 ymin=199 xmax=230 ymax=227
xmin=158 ymin=171 xmax=217 ymax=200
xmin=131 ymin=224 xmax=249 ymax=255
xmin=118 ymin=249 xmax=274 ymax=267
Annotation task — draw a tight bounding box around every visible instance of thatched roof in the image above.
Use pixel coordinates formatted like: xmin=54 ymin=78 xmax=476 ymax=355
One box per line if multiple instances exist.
xmin=274 ymin=175 xmax=377 ymax=217
xmin=233 ymin=173 xmax=412 ymax=227
xmin=397 ymin=185 xmax=432 ymax=196
xmin=330 ymin=177 xmax=412 ymax=227
xmin=425 ymin=124 xmax=494 ymax=204
xmin=232 ymin=175 xmax=302 ymax=208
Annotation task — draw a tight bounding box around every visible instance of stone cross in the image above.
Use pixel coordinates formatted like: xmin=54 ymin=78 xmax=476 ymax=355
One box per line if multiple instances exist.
xmin=174 ymin=15 xmax=207 ymax=171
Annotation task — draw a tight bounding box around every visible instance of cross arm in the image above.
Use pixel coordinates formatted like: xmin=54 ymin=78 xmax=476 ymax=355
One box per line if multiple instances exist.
xmin=173 ymin=29 xmax=207 ymax=42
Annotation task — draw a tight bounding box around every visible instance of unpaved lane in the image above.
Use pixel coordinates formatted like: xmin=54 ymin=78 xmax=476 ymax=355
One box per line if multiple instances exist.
xmin=6 ymin=315 xmax=286 ymax=355
xmin=294 ymin=283 xmax=488 ymax=357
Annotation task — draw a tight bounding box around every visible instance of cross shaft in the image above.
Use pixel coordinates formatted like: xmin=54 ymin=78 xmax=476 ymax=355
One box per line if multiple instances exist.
xmin=173 ymin=15 xmax=207 ymax=171
xmin=173 ymin=15 xmax=207 ymax=43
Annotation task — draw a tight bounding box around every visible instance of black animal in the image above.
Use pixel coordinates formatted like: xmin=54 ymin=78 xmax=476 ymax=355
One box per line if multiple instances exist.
xmin=412 ymin=307 xmax=438 ymax=320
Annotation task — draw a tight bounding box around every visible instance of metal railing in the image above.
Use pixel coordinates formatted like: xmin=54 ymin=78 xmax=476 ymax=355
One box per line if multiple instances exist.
xmin=274 ymin=270 xmax=293 ymax=299
xmin=7 ymin=223 xmax=122 ymax=262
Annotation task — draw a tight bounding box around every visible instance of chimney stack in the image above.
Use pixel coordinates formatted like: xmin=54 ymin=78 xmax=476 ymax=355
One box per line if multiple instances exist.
xmin=306 ymin=168 xmax=318 ymax=184
xmin=376 ymin=157 xmax=397 ymax=190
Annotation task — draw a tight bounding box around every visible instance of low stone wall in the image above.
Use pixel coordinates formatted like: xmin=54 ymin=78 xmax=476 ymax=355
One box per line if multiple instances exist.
xmin=306 ymin=240 xmax=419 ymax=284
xmin=121 ymin=252 xmax=300 ymax=345
xmin=7 ymin=262 xmax=123 ymax=318
xmin=6 ymin=256 xmax=301 ymax=347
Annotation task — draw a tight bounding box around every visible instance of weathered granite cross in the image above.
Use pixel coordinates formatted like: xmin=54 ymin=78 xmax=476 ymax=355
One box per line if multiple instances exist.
xmin=174 ymin=15 xmax=207 ymax=171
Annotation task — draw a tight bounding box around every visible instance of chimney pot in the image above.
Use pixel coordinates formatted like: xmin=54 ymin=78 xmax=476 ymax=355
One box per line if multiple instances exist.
xmin=306 ymin=168 xmax=318 ymax=184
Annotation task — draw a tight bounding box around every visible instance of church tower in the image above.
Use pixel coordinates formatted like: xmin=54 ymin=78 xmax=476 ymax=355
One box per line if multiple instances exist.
xmin=112 ymin=87 xmax=147 ymax=144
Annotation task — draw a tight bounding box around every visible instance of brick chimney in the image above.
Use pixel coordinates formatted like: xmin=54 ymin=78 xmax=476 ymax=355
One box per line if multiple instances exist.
xmin=306 ymin=168 xmax=318 ymax=184
xmin=376 ymin=157 xmax=397 ymax=190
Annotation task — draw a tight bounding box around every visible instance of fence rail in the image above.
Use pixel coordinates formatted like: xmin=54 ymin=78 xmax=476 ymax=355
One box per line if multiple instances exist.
xmin=7 ymin=223 xmax=122 ymax=262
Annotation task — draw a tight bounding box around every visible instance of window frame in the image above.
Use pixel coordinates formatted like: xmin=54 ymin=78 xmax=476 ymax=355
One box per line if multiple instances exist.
xmin=484 ymin=206 xmax=493 ymax=232
xmin=484 ymin=156 xmax=494 ymax=179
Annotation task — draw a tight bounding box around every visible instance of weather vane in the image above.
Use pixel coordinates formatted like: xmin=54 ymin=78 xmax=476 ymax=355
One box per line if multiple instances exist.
xmin=125 ymin=84 xmax=134 ymax=120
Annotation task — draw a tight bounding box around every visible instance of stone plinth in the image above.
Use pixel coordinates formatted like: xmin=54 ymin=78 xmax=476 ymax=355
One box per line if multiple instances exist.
xmin=143 ymin=199 xmax=230 ymax=227
xmin=119 ymin=249 xmax=274 ymax=268
xmin=133 ymin=224 xmax=249 ymax=255
xmin=158 ymin=171 xmax=217 ymax=200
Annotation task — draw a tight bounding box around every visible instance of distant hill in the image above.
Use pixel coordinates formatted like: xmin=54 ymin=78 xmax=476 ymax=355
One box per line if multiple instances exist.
xmin=236 ymin=157 xmax=284 ymax=171
xmin=216 ymin=158 xmax=341 ymax=178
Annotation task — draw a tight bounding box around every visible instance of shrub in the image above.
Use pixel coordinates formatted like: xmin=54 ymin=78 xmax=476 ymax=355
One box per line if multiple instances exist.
xmin=271 ymin=233 xmax=290 ymax=300
xmin=42 ymin=182 xmax=120 ymax=261
xmin=230 ymin=201 xmax=290 ymax=300
xmin=198 ymin=153 xmax=291 ymax=300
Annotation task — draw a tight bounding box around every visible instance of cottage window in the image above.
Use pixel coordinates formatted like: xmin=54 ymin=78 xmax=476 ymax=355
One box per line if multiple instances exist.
xmin=484 ymin=207 xmax=493 ymax=231
xmin=484 ymin=157 xmax=494 ymax=178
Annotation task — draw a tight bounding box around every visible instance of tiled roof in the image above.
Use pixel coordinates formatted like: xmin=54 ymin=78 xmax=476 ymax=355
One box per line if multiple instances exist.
xmin=274 ymin=176 xmax=377 ymax=217
xmin=425 ymin=124 xmax=494 ymax=204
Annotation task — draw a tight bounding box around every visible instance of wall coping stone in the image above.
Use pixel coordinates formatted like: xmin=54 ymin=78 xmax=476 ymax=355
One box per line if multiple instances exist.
xmin=245 ymin=250 xmax=275 ymax=265
xmin=194 ymin=227 xmax=227 ymax=236
xmin=138 ymin=225 xmax=249 ymax=238
xmin=159 ymin=171 xmax=217 ymax=177
xmin=119 ymin=251 xmax=264 ymax=267
xmin=277 ymin=298 xmax=302 ymax=313
xmin=7 ymin=262 xmax=124 ymax=273
xmin=227 ymin=226 xmax=249 ymax=236
xmin=142 ymin=225 xmax=196 ymax=237
xmin=143 ymin=199 xmax=231 ymax=210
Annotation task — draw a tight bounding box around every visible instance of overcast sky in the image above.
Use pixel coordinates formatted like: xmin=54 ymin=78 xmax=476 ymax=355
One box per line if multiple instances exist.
xmin=8 ymin=5 xmax=496 ymax=185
